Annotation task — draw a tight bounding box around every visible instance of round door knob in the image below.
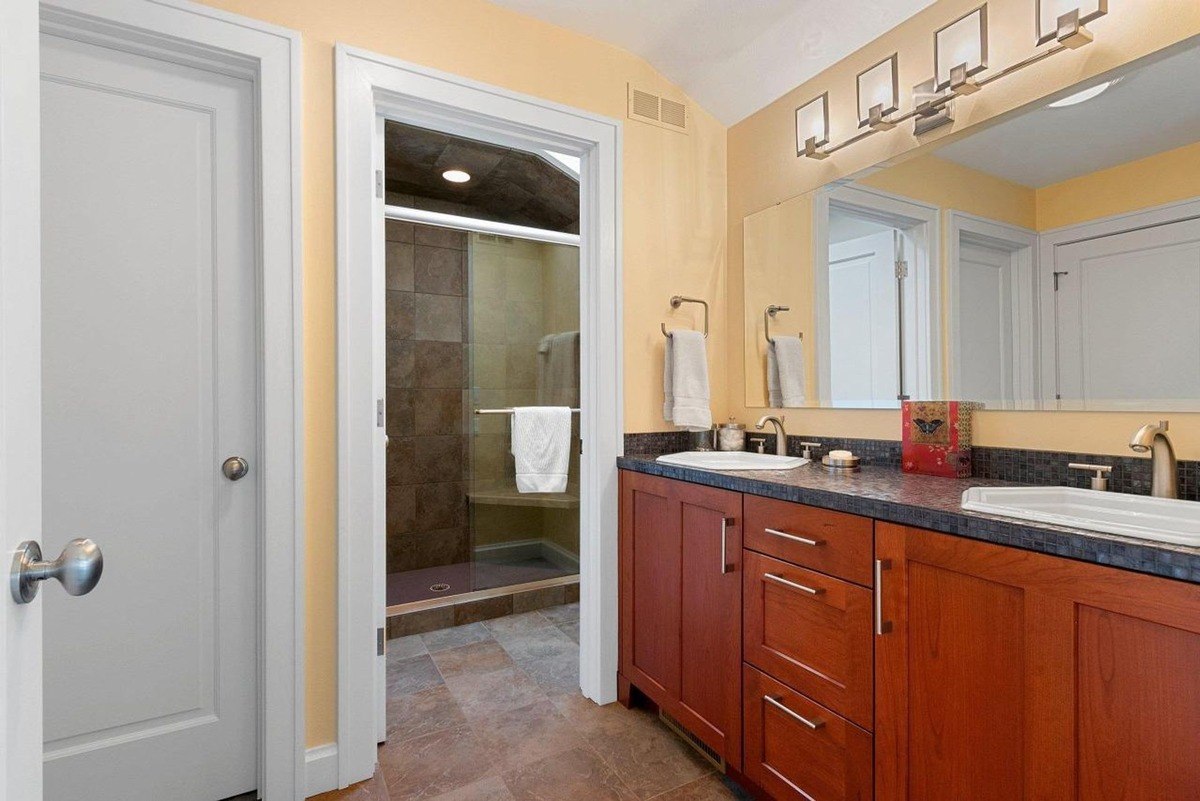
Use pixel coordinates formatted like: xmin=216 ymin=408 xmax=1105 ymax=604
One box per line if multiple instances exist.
xmin=10 ymin=538 xmax=104 ymax=604
xmin=222 ymin=456 xmax=249 ymax=481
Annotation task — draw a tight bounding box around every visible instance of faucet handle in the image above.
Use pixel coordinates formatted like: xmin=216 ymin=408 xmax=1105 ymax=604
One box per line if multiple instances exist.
xmin=1069 ymin=462 xmax=1113 ymax=492
xmin=799 ymin=441 xmax=822 ymax=460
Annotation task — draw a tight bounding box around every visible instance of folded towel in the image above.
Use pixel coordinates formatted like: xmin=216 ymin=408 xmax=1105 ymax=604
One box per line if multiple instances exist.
xmin=768 ymin=335 xmax=806 ymax=408
xmin=663 ymin=329 xmax=712 ymax=431
xmin=537 ymin=331 xmax=580 ymax=407
xmin=511 ymin=406 xmax=572 ymax=494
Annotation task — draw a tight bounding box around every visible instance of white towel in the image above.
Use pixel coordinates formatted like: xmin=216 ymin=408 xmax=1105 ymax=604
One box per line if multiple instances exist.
xmin=663 ymin=329 xmax=712 ymax=431
xmin=536 ymin=331 xmax=580 ymax=407
xmin=768 ymin=336 xmax=806 ymax=408
xmin=511 ymin=406 xmax=571 ymax=494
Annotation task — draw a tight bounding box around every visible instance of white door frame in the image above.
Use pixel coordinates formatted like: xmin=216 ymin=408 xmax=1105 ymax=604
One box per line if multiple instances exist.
xmin=947 ymin=211 xmax=1039 ymax=407
xmin=31 ymin=1 xmax=305 ymax=798
xmin=1037 ymin=196 xmax=1200 ymax=407
xmin=1 ymin=0 xmax=48 ymax=796
xmin=335 ymin=45 xmax=623 ymax=789
xmin=813 ymin=184 xmax=942 ymax=406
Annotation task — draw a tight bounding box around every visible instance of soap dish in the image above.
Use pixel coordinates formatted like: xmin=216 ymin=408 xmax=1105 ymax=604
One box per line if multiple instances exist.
xmin=821 ymin=454 xmax=861 ymax=473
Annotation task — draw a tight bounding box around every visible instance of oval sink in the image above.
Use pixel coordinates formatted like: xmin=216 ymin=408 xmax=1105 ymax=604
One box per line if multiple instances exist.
xmin=656 ymin=451 xmax=809 ymax=471
xmin=962 ymin=486 xmax=1200 ymax=546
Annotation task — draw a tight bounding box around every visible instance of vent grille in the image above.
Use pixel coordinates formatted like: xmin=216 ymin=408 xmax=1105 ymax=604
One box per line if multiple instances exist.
xmin=627 ymin=84 xmax=688 ymax=134
xmin=659 ymin=710 xmax=724 ymax=770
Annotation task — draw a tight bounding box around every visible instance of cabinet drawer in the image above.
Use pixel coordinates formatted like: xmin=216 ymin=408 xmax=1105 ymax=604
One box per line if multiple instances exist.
xmin=743 ymin=550 xmax=874 ymax=728
xmin=744 ymin=665 xmax=873 ymax=801
xmin=744 ymin=495 xmax=873 ymax=586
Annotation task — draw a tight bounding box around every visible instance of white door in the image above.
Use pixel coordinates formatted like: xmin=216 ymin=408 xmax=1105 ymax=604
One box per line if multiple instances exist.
xmin=956 ymin=240 xmax=1016 ymax=405
xmin=828 ymin=229 xmax=899 ymax=407
xmin=40 ymin=31 xmax=259 ymax=801
xmin=1052 ymin=218 xmax=1200 ymax=409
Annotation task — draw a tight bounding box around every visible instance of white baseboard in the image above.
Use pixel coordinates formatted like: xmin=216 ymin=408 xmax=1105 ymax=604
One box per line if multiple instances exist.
xmin=305 ymin=743 xmax=339 ymax=797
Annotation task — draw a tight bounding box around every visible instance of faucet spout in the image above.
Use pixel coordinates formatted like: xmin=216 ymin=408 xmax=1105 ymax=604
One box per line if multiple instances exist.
xmin=1129 ymin=420 xmax=1178 ymax=499
xmin=754 ymin=415 xmax=789 ymax=457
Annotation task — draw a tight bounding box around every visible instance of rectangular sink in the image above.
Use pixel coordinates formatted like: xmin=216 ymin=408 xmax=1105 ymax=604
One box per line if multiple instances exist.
xmin=656 ymin=451 xmax=809 ymax=471
xmin=962 ymin=486 xmax=1200 ymax=547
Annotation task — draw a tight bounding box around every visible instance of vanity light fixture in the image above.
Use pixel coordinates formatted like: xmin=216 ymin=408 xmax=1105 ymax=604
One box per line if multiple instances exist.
xmin=795 ymin=93 xmax=831 ymax=159
xmin=935 ymin=5 xmax=988 ymax=95
xmin=796 ymin=0 xmax=1106 ymax=161
xmin=1036 ymin=0 xmax=1107 ymax=47
xmin=857 ymin=54 xmax=901 ymax=130
xmin=442 ymin=169 xmax=471 ymax=183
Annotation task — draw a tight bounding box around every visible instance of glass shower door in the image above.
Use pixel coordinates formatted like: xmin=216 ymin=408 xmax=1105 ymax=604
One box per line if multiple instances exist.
xmin=466 ymin=233 xmax=581 ymax=591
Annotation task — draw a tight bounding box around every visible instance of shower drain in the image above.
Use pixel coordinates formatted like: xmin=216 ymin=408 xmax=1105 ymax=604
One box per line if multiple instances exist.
xmin=429 ymin=583 xmax=451 ymax=593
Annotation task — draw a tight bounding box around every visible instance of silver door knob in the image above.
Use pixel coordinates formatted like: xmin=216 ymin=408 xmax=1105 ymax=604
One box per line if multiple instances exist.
xmin=222 ymin=456 xmax=249 ymax=481
xmin=11 ymin=538 xmax=104 ymax=604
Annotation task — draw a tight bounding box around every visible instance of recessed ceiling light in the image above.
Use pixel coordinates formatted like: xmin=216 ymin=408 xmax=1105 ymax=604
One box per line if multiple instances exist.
xmin=442 ymin=169 xmax=471 ymax=183
xmin=1048 ymin=78 xmax=1120 ymax=108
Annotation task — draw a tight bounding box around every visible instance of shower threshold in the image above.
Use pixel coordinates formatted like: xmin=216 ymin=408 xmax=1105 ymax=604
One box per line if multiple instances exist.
xmin=386 ymin=572 xmax=578 ymax=617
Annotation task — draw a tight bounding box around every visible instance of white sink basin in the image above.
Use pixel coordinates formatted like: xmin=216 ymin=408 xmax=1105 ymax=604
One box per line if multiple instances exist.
xmin=962 ymin=486 xmax=1200 ymax=546
xmin=656 ymin=451 xmax=809 ymax=471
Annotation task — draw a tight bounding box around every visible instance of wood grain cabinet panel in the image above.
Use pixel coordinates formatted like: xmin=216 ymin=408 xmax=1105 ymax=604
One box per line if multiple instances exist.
xmin=744 ymin=665 xmax=873 ymax=801
xmin=875 ymin=522 xmax=1200 ymax=801
xmin=744 ymin=495 xmax=873 ymax=586
xmin=743 ymin=550 xmax=874 ymax=729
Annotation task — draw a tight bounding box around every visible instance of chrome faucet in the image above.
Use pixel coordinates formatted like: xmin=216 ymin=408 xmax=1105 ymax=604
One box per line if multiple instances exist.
xmin=1129 ymin=420 xmax=1178 ymax=499
xmin=754 ymin=415 xmax=789 ymax=456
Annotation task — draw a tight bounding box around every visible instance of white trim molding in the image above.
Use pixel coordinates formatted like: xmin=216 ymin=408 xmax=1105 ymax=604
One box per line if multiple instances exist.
xmin=36 ymin=1 xmax=305 ymax=797
xmin=335 ymin=45 xmax=623 ymax=789
xmin=305 ymin=744 xmax=340 ymax=798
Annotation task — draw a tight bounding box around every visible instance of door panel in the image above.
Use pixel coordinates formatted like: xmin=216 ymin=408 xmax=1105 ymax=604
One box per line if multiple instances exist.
xmin=957 ymin=241 xmax=1015 ymax=403
xmin=828 ymin=230 xmax=898 ymax=407
xmin=40 ymin=33 xmax=257 ymax=800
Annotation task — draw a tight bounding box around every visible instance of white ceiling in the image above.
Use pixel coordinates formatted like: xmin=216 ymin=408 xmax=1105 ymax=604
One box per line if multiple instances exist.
xmin=936 ymin=44 xmax=1200 ymax=188
xmin=487 ymin=0 xmax=937 ymax=125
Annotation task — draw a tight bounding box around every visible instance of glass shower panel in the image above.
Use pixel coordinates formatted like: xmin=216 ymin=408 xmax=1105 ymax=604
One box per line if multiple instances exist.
xmin=466 ymin=233 xmax=580 ymax=591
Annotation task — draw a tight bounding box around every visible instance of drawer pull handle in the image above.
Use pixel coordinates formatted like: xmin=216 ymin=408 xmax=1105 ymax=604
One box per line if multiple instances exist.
xmin=764 ymin=527 xmax=825 ymax=547
xmin=764 ymin=695 xmax=825 ymax=730
xmin=875 ymin=558 xmax=893 ymax=635
xmin=764 ymin=572 xmax=824 ymax=596
xmin=720 ymin=517 xmax=735 ymax=575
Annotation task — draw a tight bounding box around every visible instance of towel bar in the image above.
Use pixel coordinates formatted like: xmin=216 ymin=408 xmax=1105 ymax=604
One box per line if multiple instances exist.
xmin=660 ymin=295 xmax=709 ymax=338
xmin=474 ymin=408 xmax=581 ymax=415
xmin=765 ymin=304 xmax=802 ymax=344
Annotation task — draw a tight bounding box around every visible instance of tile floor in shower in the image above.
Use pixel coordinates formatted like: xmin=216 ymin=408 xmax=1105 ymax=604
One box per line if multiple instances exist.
xmin=386 ymin=556 xmax=568 ymax=606
xmin=314 ymin=605 xmax=752 ymax=800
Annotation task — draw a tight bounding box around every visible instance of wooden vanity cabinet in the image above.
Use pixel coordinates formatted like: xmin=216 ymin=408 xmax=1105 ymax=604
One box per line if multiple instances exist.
xmin=619 ymin=471 xmax=743 ymax=769
xmin=875 ymin=522 xmax=1200 ymax=801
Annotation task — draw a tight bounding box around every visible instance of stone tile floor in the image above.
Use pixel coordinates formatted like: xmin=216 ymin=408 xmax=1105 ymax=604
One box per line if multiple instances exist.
xmin=313 ymin=604 xmax=752 ymax=800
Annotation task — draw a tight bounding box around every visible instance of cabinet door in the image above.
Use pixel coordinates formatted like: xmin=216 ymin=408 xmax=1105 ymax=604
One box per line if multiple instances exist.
xmin=676 ymin=480 xmax=743 ymax=769
xmin=875 ymin=522 xmax=1200 ymax=801
xmin=619 ymin=471 xmax=680 ymax=703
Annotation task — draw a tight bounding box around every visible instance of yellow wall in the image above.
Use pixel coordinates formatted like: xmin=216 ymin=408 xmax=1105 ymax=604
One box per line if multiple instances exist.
xmin=727 ymin=0 xmax=1200 ymax=459
xmin=193 ymin=0 xmax=727 ymax=747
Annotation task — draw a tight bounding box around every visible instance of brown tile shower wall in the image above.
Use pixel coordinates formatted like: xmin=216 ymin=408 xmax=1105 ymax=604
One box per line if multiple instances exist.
xmin=386 ymin=220 xmax=470 ymax=573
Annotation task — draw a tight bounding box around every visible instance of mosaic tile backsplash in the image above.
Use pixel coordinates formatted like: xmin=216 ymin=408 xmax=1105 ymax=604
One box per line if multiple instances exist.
xmin=623 ymin=432 xmax=1199 ymax=502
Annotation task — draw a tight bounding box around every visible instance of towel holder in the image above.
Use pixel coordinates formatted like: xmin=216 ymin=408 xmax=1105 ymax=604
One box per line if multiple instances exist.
xmin=765 ymin=304 xmax=802 ymax=344
xmin=660 ymin=295 xmax=709 ymax=338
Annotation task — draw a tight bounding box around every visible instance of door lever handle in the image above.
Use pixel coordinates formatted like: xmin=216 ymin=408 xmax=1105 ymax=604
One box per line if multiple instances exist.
xmin=11 ymin=538 xmax=104 ymax=604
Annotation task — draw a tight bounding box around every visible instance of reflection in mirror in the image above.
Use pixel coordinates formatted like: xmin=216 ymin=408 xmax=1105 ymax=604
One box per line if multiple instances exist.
xmin=743 ymin=42 xmax=1200 ymax=411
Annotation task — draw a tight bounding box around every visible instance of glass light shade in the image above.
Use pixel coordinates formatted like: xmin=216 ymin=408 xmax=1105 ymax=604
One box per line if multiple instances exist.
xmin=935 ymin=5 xmax=988 ymax=91
xmin=1037 ymin=0 xmax=1107 ymax=44
xmin=795 ymin=93 xmax=829 ymax=154
xmin=857 ymin=55 xmax=900 ymax=128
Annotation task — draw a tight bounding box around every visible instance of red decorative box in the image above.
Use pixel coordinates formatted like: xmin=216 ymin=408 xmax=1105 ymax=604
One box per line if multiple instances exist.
xmin=902 ymin=401 xmax=983 ymax=478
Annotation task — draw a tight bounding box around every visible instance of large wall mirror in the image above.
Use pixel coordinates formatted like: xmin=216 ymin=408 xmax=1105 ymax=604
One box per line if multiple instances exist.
xmin=744 ymin=41 xmax=1200 ymax=411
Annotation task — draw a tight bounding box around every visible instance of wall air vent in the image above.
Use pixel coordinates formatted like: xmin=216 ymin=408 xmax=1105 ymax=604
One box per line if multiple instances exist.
xmin=627 ymin=84 xmax=688 ymax=134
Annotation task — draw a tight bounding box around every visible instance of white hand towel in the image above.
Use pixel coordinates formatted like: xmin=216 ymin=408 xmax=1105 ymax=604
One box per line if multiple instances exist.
xmin=511 ymin=406 xmax=572 ymax=494
xmin=663 ymin=329 xmax=712 ymax=431
xmin=768 ymin=336 xmax=806 ymax=408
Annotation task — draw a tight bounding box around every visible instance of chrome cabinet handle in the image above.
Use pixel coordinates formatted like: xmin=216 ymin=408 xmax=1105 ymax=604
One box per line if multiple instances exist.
xmin=764 ymin=695 xmax=825 ymax=730
xmin=222 ymin=456 xmax=249 ymax=481
xmin=764 ymin=527 xmax=825 ymax=547
xmin=875 ymin=558 xmax=892 ymax=635
xmin=11 ymin=538 xmax=104 ymax=604
xmin=720 ymin=517 xmax=735 ymax=575
xmin=764 ymin=572 xmax=824 ymax=596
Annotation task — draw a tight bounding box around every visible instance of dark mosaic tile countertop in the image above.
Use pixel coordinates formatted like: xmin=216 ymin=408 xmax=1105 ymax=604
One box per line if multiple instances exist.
xmin=618 ymin=454 xmax=1200 ymax=585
